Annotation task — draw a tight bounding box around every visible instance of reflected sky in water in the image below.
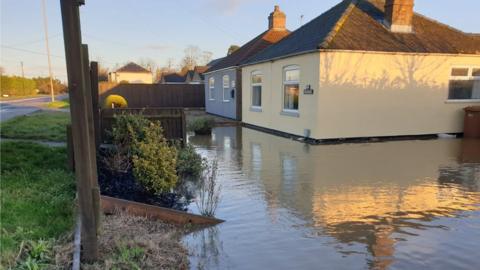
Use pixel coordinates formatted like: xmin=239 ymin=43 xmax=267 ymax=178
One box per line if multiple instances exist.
xmin=183 ymin=127 xmax=480 ymax=270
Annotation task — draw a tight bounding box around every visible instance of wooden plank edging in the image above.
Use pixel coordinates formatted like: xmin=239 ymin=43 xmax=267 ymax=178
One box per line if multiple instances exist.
xmin=100 ymin=195 xmax=224 ymax=226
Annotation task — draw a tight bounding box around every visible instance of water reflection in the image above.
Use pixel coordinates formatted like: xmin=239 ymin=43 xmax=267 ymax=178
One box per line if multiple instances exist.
xmin=185 ymin=127 xmax=480 ymax=270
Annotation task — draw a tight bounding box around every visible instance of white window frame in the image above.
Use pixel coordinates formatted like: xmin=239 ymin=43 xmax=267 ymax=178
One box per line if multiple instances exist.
xmin=222 ymin=75 xmax=230 ymax=102
xmin=447 ymin=66 xmax=480 ymax=102
xmin=251 ymin=70 xmax=262 ymax=110
xmin=208 ymin=77 xmax=215 ymax=100
xmin=282 ymin=65 xmax=300 ymax=114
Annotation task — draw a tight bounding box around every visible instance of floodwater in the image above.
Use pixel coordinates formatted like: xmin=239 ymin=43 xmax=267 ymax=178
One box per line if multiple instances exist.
xmin=183 ymin=127 xmax=480 ymax=270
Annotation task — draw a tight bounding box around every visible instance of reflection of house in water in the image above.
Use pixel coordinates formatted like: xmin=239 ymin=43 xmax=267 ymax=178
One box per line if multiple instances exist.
xmin=236 ymin=127 xmax=480 ymax=269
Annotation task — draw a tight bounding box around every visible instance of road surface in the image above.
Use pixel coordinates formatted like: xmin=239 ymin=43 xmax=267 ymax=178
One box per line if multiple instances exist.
xmin=0 ymin=94 xmax=68 ymax=122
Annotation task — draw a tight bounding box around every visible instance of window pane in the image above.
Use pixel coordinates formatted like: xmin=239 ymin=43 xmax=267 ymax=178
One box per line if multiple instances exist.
xmin=209 ymin=78 xmax=214 ymax=88
xmin=451 ymin=68 xmax=469 ymax=76
xmin=209 ymin=88 xmax=215 ymax=99
xmin=472 ymin=68 xmax=480 ymax=77
xmin=473 ymin=80 xmax=480 ymax=99
xmin=252 ymin=85 xmax=262 ymax=107
xmin=223 ymin=88 xmax=230 ymax=100
xmin=448 ymin=80 xmax=474 ymax=99
xmin=285 ymin=69 xmax=299 ymax=82
xmin=223 ymin=76 xmax=229 ymax=88
xmin=252 ymin=73 xmax=262 ymax=84
xmin=284 ymin=84 xmax=299 ymax=110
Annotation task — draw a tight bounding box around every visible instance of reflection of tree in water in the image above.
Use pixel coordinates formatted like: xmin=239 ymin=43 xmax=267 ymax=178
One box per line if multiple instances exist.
xmin=190 ymin=226 xmax=225 ymax=270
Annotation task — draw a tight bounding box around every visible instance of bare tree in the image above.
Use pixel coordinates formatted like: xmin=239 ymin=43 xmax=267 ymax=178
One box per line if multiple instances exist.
xmin=138 ymin=57 xmax=158 ymax=72
xmin=200 ymin=51 xmax=213 ymax=66
xmin=180 ymin=45 xmax=201 ymax=71
xmin=0 ymin=66 xmax=4 ymax=75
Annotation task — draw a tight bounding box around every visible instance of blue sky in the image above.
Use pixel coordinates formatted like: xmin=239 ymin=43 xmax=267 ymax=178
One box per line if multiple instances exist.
xmin=1 ymin=0 xmax=479 ymax=81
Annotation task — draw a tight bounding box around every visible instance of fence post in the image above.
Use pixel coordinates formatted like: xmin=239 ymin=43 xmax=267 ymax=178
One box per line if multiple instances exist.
xmin=90 ymin=61 xmax=101 ymax=148
xmin=60 ymin=0 xmax=99 ymax=261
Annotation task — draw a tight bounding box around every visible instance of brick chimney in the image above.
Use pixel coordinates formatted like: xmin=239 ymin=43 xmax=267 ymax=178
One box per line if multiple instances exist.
xmin=268 ymin=5 xmax=286 ymax=30
xmin=384 ymin=0 xmax=414 ymax=33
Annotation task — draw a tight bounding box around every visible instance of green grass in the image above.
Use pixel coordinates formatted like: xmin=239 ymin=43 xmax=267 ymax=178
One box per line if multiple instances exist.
xmin=46 ymin=100 xmax=70 ymax=109
xmin=0 ymin=111 xmax=70 ymax=142
xmin=0 ymin=141 xmax=75 ymax=267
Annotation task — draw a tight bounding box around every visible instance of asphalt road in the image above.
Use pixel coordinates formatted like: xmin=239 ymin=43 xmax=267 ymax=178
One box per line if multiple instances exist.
xmin=0 ymin=94 xmax=69 ymax=122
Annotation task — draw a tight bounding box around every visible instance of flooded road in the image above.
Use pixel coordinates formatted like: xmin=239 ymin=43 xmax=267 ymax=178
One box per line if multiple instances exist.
xmin=183 ymin=127 xmax=480 ymax=270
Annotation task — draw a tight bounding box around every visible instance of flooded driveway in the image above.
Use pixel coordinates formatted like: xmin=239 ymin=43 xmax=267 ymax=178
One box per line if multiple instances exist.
xmin=183 ymin=127 xmax=480 ymax=270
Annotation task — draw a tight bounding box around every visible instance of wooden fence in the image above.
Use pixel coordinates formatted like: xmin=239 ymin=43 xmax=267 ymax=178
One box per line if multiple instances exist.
xmin=99 ymin=83 xmax=204 ymax=108
xmin=100 ymin=108 xmax=186 ymax=143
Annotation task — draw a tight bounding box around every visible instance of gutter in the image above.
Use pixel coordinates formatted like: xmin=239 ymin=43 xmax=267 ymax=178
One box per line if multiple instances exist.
xmin=240 ymin=48 xmax=480 ymax=67
xmin=203 ymin=66 xmax=237 ymax=75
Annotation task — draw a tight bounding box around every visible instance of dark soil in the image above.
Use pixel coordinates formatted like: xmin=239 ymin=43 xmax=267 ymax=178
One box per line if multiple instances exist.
xmin=98 ymin=163 xmax=190 ymax=211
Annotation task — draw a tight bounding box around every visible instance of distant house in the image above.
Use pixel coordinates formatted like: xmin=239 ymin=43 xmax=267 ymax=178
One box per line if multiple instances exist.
xmin=158 ymin=66 xmax=208 ymax=84
xmin=240 ymin=0 xmax=480 ymax=140
xmin=159 ymin=73 xmax=186 ymax=84
xmin=185 ymin=66 xmax=208 ymax=84
xmin=108 ymin=62 xmax=153 ymax=84
xmin=203 ymin=6 xmax=290 ymax=120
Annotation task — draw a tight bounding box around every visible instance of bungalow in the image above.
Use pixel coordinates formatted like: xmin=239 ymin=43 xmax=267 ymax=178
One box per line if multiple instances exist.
xmin=203 ymin=6 xmax=290 ymax=120
xmin=240 ymin=0 xmax=480 ymax=140
xmin=108 ymin=62 xmax=153 ymax=84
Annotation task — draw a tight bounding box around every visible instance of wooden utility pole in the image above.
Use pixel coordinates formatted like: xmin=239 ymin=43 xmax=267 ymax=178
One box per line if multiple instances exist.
xmin=60 ymin=0 xmax=99 ymax=261
xmin=41 ymin=0 xmax=55 ymax=102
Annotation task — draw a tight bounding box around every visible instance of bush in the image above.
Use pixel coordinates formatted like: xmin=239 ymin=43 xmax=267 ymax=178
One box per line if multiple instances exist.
xmin=188 ymin=117 xmax=214 ymax=135
xmin=103 ymin=94 xmax=128 ymax=109
xmin=106 ymin=113 xmax=178 ymax=194
xmin=0 ymin=75 xmax=37 ymax=96
xmin=132 ymin=121 xmax=178 ymax=194
xmin=176 ymin=144 xmax=206 ymax=178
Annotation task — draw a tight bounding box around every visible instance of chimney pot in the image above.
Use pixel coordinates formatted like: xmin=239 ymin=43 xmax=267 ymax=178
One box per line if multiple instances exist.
xmin=268 ymin=5 xmax=286 ymax=30
xmin=384 ymin=0 xmax=414 ymax=33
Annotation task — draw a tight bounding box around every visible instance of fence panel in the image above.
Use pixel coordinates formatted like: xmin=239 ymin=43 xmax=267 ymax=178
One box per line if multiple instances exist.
xmin=99 ymin=83 xmax=204 ymax=108
xmin=100 ymin=108 xmax=186 ymax=143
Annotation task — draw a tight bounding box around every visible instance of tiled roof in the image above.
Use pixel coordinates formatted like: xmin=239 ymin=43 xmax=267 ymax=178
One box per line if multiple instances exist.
xmin=207 ymin=28 xmax=290 ymax=73
xmin=116 ymin=62 xmax=151 ymax=73
xmin=243 ymin=0 xmax=480 ymax=65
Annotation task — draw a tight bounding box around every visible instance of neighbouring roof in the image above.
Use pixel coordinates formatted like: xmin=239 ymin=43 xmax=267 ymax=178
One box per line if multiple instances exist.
xmin=207 ymin=28 xmax=290 ymax=73
xmin=194 ymin=66 xmax=208 ymax=74
xmin=243 ymin=0 xmax=480 ymax=65
xmin=162 ymin=73 xmax=186 ymax=83
xmin=116 ymin=62 xmax=151 ymax=73
xmin=207 ymin=57 xmax=224 ymax=68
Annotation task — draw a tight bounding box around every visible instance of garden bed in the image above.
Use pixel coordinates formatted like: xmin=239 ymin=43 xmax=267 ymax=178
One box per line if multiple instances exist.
xmin=97 ymin=162 xmax=190 ymax=211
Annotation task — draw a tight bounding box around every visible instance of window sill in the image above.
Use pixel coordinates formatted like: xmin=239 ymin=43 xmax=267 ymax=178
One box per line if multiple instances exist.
xmin=280 ymin=110 xmax=299 ymax=117
xmin=222 ymin=100 xmax=230 ymax=103
xmin=445 ymin=99 xmax=480 ymax=103
xmin=250 ymin=106 xmax=262 ymax=112
xmin=208 ymin=99 xmax=215 ymax=101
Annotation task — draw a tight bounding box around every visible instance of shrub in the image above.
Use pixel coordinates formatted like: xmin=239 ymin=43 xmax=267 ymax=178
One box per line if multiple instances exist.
xmin=103 ymin=94 xmax=128 ymax=109
xmin=176 ymin=144 xmax=206 ymax=178
xmin=106 ymin=113 xmax=178 ymax=194
xmin=132 ymin=121 xmax=178 ymax=194
xmin=188 ymin=117 xmax=214 ymax=135
xmin=196 ymin=160 xmax=221 ymax=217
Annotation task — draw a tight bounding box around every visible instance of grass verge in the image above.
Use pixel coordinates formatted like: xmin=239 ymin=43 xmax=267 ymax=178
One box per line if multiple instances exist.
xmin=0 ymin=111 xmax=70 ymax=142
xmin=0 ymin=141 xmax=75 ymax=268
xmin=46 ymin=100 xmax=70 ymax=109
